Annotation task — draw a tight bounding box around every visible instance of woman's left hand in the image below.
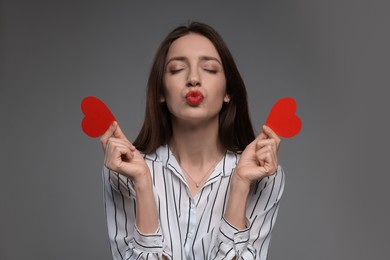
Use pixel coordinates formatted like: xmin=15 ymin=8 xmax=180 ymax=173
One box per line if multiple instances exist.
xmin=234 ymin=125 xmax=281 ymax=185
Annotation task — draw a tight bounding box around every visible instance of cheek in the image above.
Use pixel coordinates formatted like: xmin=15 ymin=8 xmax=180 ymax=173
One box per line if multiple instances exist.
xmin=162 ymin=80 xmax=182 ymax=109
xmin=208 ymin=82 xmax=227 ymax=111
xmin=162 ymin=78 xmax=175 ymax=100
xmin=214 ymin=79 xmax=227 ymax=98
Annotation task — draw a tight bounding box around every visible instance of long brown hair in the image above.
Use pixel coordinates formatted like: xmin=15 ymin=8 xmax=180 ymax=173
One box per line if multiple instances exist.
xmin=133 ymin=22 xmax=255 ymax=154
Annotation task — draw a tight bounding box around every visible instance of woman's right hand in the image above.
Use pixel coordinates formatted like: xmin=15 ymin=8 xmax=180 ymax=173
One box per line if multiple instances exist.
xmin=100 ymin=121 xmax=150 ymax=183
xmin=102 ymin=122 xmax=158 ymax=234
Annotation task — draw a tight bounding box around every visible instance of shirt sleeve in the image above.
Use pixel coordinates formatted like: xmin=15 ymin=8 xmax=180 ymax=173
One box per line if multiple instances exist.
xmin=102 ymin=166 xmax=172 ymax=259
xmin=210 ymin=165 xmax=285 ymax=259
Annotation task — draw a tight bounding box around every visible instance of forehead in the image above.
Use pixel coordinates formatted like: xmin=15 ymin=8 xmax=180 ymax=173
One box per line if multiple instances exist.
xmin=166 ymin=33 xmax=221 ymax=60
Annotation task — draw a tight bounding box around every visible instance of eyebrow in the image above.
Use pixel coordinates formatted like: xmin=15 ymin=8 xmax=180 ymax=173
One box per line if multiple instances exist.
xmin=165 ymin=55 xmax=222 ymax=65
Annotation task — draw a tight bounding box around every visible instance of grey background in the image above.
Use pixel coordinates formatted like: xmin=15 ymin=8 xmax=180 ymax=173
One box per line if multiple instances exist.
xmin=1 ymin=0 xmax=389 ymax=259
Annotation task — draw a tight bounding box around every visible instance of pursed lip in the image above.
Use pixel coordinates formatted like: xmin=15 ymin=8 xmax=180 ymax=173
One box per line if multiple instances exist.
xmin=185 ymin=90 xmax=204 ymax=105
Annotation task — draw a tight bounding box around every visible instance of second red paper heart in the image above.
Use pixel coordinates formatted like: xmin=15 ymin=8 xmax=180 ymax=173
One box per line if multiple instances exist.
xmin=81 ymin=96 xmax=116 ymax=138
xmin=265 ymin=97 xmax=302 ymax=138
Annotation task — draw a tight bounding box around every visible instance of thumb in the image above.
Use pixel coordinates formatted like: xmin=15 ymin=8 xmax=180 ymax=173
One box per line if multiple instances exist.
xmin=113 ymin=123 xmax=137 ymax=152
xmin=113 ymin=123 xmax=129 ymax=141
xmin=257 ymin=126 xmax=269 ymax=141
xmin=100 ymin=121 xmax=119 ymax=151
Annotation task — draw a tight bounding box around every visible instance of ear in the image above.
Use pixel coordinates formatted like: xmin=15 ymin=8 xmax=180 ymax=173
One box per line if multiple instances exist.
xmin=223 ymin=94 xmax=230 ymax=103
xmin=160 ymin=96 xmax=165 ymax=103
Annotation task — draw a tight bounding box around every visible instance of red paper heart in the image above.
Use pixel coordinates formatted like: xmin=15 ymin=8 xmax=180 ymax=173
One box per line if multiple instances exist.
xmin=81 ymin=96 xmax=116 ymax=138
xmin=265 ymin=97 xmax=302 ymax=138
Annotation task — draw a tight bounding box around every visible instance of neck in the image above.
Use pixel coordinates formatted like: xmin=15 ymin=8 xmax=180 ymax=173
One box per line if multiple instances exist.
xmin=169 ymin=117 xmax=225 ymax=168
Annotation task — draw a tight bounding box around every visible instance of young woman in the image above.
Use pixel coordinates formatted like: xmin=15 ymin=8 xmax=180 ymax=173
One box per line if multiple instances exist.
xmin=100 ymin=22 xmax=284 ymax=259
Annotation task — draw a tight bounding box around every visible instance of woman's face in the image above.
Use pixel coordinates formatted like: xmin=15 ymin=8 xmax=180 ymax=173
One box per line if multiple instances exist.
xmin=163 ymin=33 xmax=229 ymax=124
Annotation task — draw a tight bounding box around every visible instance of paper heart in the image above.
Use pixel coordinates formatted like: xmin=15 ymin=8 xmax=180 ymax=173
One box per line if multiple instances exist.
xmin=265 ymin=97 xmax=302 ymax=138
xmin=81 ymin=96 xmax=116 ymax=138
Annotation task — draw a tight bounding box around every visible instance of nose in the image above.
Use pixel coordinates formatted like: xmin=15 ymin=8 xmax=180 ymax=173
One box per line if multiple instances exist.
xmin=186 ymin=68 xmax=201 ymax=87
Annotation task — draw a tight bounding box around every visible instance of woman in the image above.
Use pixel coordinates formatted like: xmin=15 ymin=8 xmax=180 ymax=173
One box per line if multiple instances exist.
xmin=101 ymin=22 xmax=284 ymax=259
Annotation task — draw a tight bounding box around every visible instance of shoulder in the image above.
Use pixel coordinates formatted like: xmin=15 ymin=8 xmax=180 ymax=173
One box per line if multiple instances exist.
xmin=225 ymin=150 xmax=241 ymax=167
xmin=142 ymin=144 xmax=169 ymax=163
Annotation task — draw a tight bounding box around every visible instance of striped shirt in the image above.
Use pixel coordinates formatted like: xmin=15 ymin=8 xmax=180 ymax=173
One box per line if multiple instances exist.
xmin=103 ymin=144 xmax=285 ymax=259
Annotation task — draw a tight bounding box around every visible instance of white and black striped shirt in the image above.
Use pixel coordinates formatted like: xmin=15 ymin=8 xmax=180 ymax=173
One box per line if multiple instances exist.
xmin=103 ymin=144 xmax=285 ymax=259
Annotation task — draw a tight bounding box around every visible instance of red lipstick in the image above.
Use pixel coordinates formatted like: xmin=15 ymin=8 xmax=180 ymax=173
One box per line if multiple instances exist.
xmin=185 ymin=91 xmax=204 ymax=106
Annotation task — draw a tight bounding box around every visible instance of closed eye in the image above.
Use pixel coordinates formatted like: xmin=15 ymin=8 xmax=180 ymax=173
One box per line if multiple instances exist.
xmin=204 ymin=68 xmax=218 ymax=74
xmin=169 ymin=68 xmax=184 ymax=74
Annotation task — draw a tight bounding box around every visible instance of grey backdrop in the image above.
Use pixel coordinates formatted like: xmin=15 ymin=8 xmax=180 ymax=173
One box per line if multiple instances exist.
xmin=1 ymin=0 xmax=389 ymax=259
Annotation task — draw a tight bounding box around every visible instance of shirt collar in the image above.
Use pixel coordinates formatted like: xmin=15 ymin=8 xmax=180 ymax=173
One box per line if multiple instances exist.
xmin=144 ymin=144 xmax=239 ymax=178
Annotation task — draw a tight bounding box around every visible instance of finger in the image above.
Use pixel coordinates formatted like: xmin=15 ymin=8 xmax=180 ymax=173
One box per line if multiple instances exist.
xmin=106 ymin=139 xmax=134 ymax=155
xmin=256 ymin=147 xmax=278 ymax=165
xmin=113 ymin=123 xmax=128 ymax=140
xmin=107 ymin=137 xmax=134 ymax=151
xmin=107 ymin=122 xmax=137 ymax=150
xmin=104 ymin=140 xmax=110 ymax=165
xmin=256 ymin=142 xmax=278 ymax=164
xmin=256 ymin=149 xmax=278 ymax=174
xmin=105 ymin=143 xmax=134 ymax=169
xmin=262 ymin=125 xmax=281 ymax=144
xmin=100 ymin=121 xmax=118 ymax=151
xmin=120 ymin=149 xmax=134 ymax=162
xmin=256 ymin=139 xmax=278 ymax=153
xmin=259 ymin=164 xmax=277 ymax=176
xmin=256 ymin=131 xmax=268 ymax=141
xmin=113 ymin=124 xmax=137 ymax=151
